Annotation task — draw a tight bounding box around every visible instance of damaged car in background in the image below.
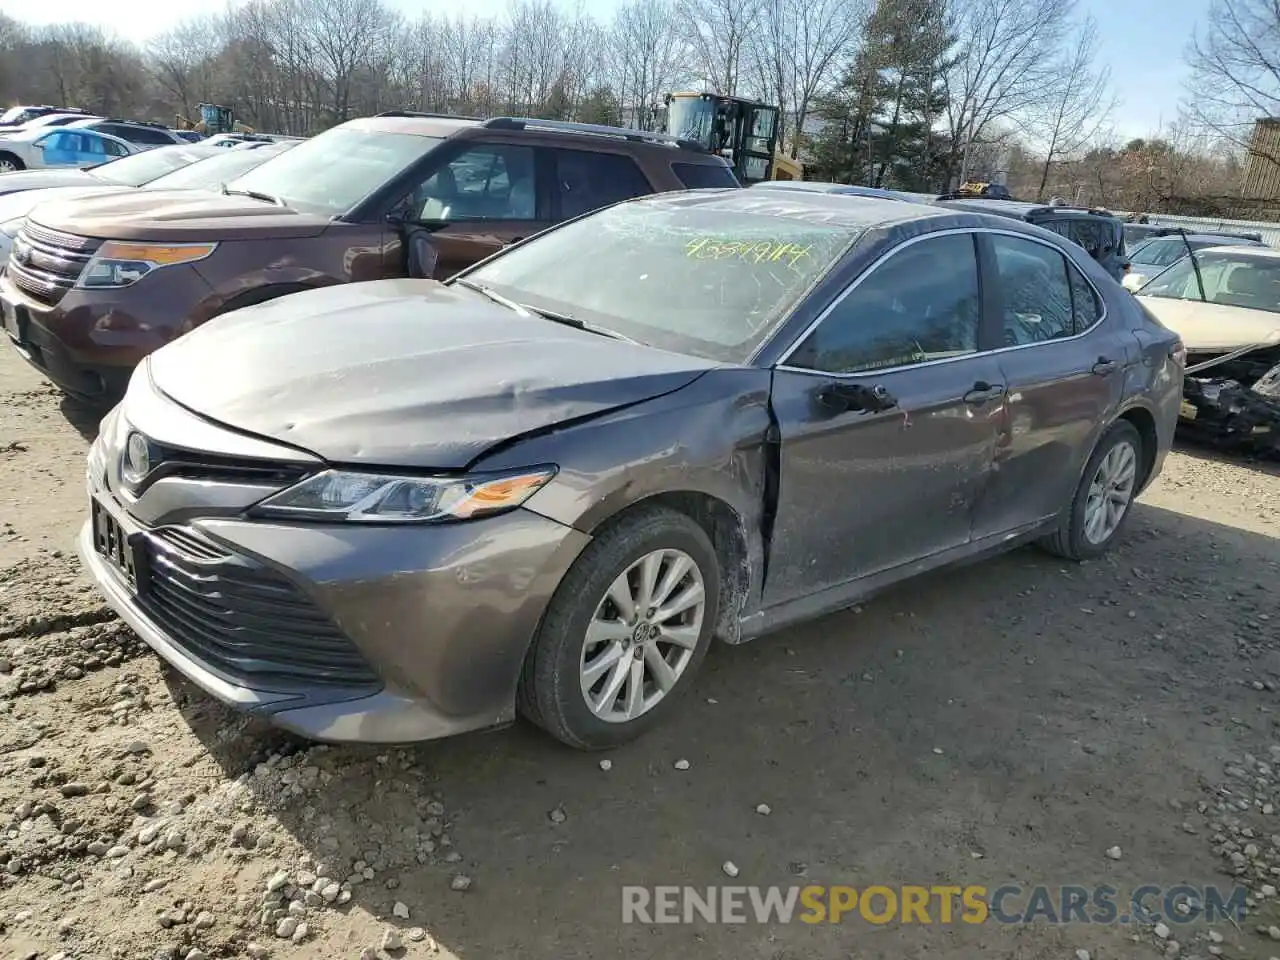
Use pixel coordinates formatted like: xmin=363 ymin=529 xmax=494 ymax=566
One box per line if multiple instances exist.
xmin=78 ymin=191 xmax=1181 ymax=749
xmin=1134 ymin=244 xmax=1280 ymax=454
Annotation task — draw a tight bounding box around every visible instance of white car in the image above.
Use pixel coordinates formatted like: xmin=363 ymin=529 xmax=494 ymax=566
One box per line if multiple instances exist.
xmin=1134 ymin=244 xmax=1280 ymax=434
xmin=0 ymin=126 xmax=136 ymax=173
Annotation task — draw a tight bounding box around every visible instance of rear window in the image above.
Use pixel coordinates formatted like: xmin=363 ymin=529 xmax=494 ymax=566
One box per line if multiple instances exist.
xmin=672 ymin=162 xmax=741 ymax=189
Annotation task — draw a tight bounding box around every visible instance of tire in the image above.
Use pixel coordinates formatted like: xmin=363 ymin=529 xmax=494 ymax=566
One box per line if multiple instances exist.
xmin=518 ymin=506 xmax=722 ymax=750
xmin=0 ymin=152 xmax=24 ymax=172
xmin=1038 ymin=420 xmax=1143 ymax=561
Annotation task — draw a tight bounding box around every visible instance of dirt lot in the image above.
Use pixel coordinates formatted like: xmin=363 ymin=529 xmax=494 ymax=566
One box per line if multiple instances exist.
xmin=1 ymin=345 xmax=1279 ymax=960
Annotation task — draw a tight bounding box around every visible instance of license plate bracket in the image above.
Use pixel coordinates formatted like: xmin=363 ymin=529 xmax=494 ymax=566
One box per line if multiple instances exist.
xmin=91 ymin=497 xmax=150 ymax=595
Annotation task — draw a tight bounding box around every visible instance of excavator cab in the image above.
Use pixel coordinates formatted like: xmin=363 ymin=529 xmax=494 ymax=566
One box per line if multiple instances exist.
xmin=662 ymin=92 xmax=781 ymax=184
xmin=198 ymin=104 xmax=235 ymax=136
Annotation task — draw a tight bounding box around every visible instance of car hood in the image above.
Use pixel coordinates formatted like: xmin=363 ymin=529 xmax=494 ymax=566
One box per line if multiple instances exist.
xmin=147 ymin=279 xmax=717 ymax=469
xmin=1135 ymin=295 xmax=1280 ymax=352
xmin=0 ymin=168 xmax=99 ymax=196
xmin=0 ymin=184 xmax=134 ymax=223
xmin=27 ymin=188 xmax=332 ymax=242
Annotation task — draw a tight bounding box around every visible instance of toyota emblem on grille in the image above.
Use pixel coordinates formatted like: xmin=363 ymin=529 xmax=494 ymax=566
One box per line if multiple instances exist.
xmin=123 ymin=432 xmax=153 ymax=484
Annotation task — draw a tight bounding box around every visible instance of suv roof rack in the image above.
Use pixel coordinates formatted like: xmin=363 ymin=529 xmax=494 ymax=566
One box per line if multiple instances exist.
xmin=375 ymin=110 xmax=484 ymax=121
xmin=481 ymin=116 xmax=706 ymax=153
xmin=1026 ymin=204 xmax=1116 ymax=218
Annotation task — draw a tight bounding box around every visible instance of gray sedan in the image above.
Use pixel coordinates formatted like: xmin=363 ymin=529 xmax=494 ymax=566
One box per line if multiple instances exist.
xmin=78 ymin=191 xmax=1184 ymax=749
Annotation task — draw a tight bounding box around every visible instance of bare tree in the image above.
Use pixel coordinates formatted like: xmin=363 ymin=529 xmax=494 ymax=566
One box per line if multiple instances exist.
xmin=1025 ymin=16 xmax=1113 ymax=199
xmin=752 ymin=0 xmax=866 ymax=156
xmin=681 ymin=0 xmax=762 ymax=95
xmin=611 ymin=0 xmax=691 ymax=127
xmin=942 ymin=0 xmax=1073 ymax=185
xmin=1186 ymin=0 xmax=1280 ymax=167
xmin=149 ymin=17 xmax=224 ymax=121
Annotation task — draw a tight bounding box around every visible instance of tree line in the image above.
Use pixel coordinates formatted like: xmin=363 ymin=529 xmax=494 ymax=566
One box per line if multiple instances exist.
xmin=0 ymin=0 xmax=1266 ymax=210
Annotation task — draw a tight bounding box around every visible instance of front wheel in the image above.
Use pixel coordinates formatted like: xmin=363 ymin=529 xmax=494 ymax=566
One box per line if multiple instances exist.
xmin=1038 ymin=420 xmax=1143 ymax=560
xmin=0 ymin=152 xmax=24 ymax=173
xmin=518 ymin=506 xmax=721 ymax=750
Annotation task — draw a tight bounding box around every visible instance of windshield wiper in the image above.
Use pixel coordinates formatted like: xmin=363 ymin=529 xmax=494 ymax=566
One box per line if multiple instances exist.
xmin=453 ymin=278 xmax=530 ymax=316
xmin=520 ymin=304 xmax=638 ymax=344
xmin=220 ymin=184 xmax=284 ymax=206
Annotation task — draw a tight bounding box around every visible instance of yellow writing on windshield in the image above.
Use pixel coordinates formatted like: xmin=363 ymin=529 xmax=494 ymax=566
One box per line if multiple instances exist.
xmin=685 ymin=237 xmax=814 ymax=267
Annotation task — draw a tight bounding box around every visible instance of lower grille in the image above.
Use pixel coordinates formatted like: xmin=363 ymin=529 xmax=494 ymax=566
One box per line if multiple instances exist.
xmin=139 ymin=526 xmax=378 ymax=688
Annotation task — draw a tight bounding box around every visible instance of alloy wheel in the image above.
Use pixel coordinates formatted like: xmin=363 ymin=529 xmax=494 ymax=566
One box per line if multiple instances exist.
xmin=579 ymin=548 xmax=706 ymax=724
xmin=1083 ymin=439 xmax=1137 ymax=545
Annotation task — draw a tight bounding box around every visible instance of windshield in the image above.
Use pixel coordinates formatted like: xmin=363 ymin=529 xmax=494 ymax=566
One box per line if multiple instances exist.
xmin=222 ymin=128 xmax=439 ymax=214
xmin=1132 ymin=236 xmax=1198 ymax=268
xmin=1139 ymin=251 xmax=1280 ymax=313
xmin=148 ymin=144 xmax=293 ymax=190
xmin=89 ymin=146 xmax=217 ymax=186
xmin=463 ymin=201 xmax=857 ymax=362
xmin=667 ymin=97 xmax=716 ymax=149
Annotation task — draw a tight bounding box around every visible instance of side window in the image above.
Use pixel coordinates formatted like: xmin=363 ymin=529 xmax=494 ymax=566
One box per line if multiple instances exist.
xmin=411 ymin=143 xmax=539 ymax=222
xmin=555 ymin=150 xmax=652 ymax=219
xmin=84 ymin=134 xmax=110 ymax=156
xmin=990 ymin=234 xmax=1074 ymax=346
xmin=672 ymin=161 xmax=741 ymax=189
xmin=102 ymin=138 xmax=130 ymax=157
xmin=124 ymin=126 xmax=176 ymax=146
xmin=787 ymin=233 xmax=981 ymax=375
xmin=1068 ymin=264 xmax=1101 ymax=331
xmin=38 ymin=132 xmax=71 ymax=152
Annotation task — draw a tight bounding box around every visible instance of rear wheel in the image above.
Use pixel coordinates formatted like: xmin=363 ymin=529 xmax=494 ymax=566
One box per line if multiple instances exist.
xmin=518 ymin=507 xmax=720 ymax=750
xmin=1038 ymin=420 xmax=1142 ymax=560
xmin=0 ymin=152 xmax=24 ymax=172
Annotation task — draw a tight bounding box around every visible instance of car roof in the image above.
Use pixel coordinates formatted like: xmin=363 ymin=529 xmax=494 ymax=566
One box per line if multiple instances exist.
xmin=752 ymin=181 xmax=911 ymax=200
xmin=630 ymin=187 xmax=1046 ymax=233
xmin=1198 ymin=244 xmax=1280 ymax=258
xmin=342 ymin=113 xmax=723 ymax=160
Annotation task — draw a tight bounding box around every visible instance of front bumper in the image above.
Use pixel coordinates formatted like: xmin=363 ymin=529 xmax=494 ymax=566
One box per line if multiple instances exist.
xmin=78 ymin=488 xmax=591 ymax=744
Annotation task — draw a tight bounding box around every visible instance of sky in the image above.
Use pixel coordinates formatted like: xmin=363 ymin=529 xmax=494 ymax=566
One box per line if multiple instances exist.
xmin=0 ymin=0 xmax=1210 ymax=141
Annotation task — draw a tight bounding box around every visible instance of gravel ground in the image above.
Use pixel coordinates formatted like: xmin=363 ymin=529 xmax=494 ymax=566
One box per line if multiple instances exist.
xmin=1 ymin=344 xmax=1279 ymax=960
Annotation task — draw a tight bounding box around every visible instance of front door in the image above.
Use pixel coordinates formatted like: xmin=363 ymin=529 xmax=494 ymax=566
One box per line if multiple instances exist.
xmin=974 ymin=232 xmax=1131 ymax=537
xmin=390 ymin=141 xmax=553 ymax=280
xmin=763 ymin=232 xmax=1006 ymax=607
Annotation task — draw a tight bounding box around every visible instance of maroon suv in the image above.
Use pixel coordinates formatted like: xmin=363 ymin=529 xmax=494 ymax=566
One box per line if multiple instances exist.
xmin=1 ymin=113 xmax=739 ymax=403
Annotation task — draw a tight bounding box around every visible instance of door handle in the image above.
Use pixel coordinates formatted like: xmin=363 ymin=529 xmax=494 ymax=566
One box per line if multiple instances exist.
xmin=963 ymin=380 xmax=1005 ymax=404
xmin=817 ymin=381 xmax=898 ymax=413
xmin=1091 ymin=356 xmax=1118 ymax=375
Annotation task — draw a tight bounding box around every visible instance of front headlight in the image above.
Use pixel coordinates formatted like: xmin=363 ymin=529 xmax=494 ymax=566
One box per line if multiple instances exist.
xmin=251 ymin=466 xmax=558 ymax=523
xmin=75 ymin=240 xmax=218 ymax=289
xmin=0 ymin=217 xmax=22 ymax=239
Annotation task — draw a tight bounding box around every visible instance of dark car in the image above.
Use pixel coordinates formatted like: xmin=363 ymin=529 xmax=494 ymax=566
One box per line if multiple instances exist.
xmin=1 ymin=113 xmax=740 ymax=405
xmin=77 ymin=190 xmax=1182 ymax=749
xmin=934 ymin=197 xmax=1129 ymax=282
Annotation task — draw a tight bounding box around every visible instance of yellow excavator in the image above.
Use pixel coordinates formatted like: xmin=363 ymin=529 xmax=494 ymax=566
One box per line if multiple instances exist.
xmin=661 ymin=91 xmax=804 ymax=183
xmin=174 ymin=103 xmax=255 ymax=136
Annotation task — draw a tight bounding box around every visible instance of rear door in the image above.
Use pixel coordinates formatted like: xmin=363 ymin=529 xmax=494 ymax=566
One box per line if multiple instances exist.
xmin=551 ymin=148 xmax=654 ymax=219
xmin=763 ymin=231 xmax=1007 ymax=607
xmin=974 ymin=232 xmax=1132 ymax=538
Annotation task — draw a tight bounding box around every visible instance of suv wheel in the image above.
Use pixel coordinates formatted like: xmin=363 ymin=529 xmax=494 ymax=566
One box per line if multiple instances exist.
xmin=1039 ymin=420 xmax=1142 ymax=560
xmin=0 ymin=152 xmax=24 ymax=172
xmin=518 ymin=506 xmax=720 ymax=750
